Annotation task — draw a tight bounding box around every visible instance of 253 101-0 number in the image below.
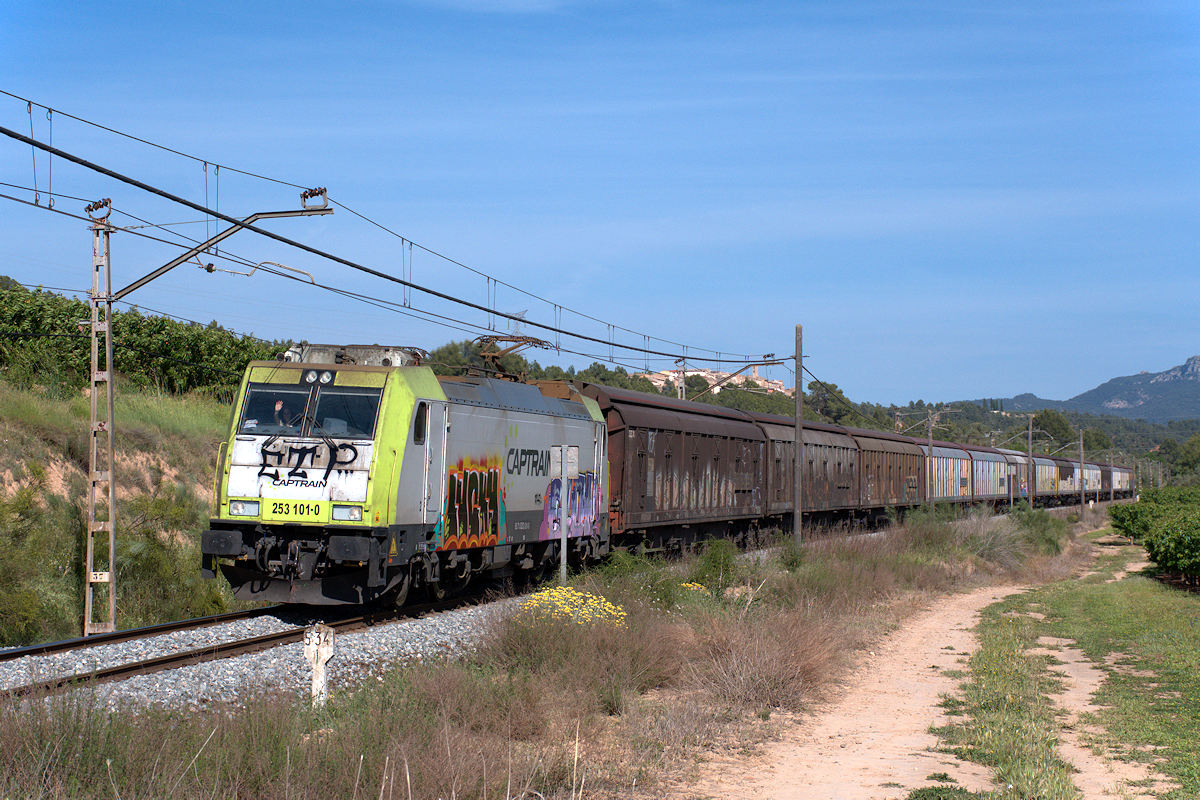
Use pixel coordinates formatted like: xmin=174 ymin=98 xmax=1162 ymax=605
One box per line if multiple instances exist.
xmin=270 ymin=501 xmax=321 ymax=517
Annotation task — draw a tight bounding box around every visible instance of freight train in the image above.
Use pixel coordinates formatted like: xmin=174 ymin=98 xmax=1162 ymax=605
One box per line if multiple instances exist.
xmin=200 ymin=358 xmax=1135 ymax=605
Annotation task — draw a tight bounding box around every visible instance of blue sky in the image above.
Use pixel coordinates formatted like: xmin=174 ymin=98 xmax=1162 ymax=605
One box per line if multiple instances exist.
xmin=1 ymin=1 xmax=1197 ymax=404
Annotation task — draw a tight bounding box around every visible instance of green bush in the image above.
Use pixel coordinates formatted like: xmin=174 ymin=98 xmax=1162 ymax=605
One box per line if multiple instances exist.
xmin=0 ymin=484 xmax=84 ymax=646
xmin=1144 ymin=506 xmax=1200 ymax=581
xmin=0 ymin=284 xmax=282 ymax=398
xmin=688 ymin=539 xmax=740 ymax=596
xmin=1010 ymin=505 xmax=1068 ymax=555
xmin=1108 ymin=502 xmax=1157 ymax=542
xmin=1110 ymin=488 xmax=1200 ymax=579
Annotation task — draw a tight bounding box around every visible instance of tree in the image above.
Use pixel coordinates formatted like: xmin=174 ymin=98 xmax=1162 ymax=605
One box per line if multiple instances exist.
xmin=1178 ymin=434 xmax=1200 ymax=473
xmin=1033 ymin=409 xmax=1073 ymax=443
xmin=683 ymin=374 xmax=710 ymax=397
xmin=1082 ymin=428 xmax=1112 ymax=452
xmin=807 ymin=380 xmax=854 ymax=424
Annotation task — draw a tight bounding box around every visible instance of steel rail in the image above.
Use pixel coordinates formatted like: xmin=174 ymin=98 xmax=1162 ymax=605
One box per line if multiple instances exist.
xmin=0 ymin=598 xmax=469 ymax=701
xmin=0 ymin=606 xmax=285 ymax=663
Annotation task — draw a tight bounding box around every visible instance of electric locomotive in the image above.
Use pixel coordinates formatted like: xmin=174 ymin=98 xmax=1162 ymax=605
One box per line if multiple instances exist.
xmin=201 ymin=357 xmax=609 ymax=605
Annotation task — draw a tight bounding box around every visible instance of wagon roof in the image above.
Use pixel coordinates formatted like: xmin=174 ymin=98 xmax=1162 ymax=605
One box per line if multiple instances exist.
xmin=746 ymin=413 xmax=861 ymax=448
xmin=849 ymin=431 xmax=924 ymax=455
xmin=579 ymin=383 xmax=765 ymax=439
xmin=922 ymin=443 xmax=970 ymax=458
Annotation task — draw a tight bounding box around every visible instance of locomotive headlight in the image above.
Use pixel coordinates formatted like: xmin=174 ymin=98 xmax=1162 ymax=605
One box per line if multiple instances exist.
xmin=320 ymin=370 xmax=333 ymax=384
xmin=229 ymin=500 xmax=260 ymax=517
xmin=304 ymin=370 xmax=318 ymax=383
xmin=332 ymin=504 xmax=363 ymax=522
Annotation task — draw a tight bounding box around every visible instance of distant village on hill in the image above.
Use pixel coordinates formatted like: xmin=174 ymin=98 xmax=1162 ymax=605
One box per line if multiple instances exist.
xmin=633 ymin=365 xmax=793 ymax=397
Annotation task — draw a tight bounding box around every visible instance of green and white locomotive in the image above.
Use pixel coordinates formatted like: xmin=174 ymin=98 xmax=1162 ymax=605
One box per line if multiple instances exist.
xmin=201 ymin=353 xmax=609 ymax=605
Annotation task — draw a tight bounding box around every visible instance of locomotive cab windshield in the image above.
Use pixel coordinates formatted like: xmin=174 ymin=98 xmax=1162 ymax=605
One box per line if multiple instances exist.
xmin=239 ymin=383 xmax=382 ymax=438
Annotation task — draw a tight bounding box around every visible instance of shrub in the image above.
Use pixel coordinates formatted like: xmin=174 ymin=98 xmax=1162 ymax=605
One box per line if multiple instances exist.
xmin=1108 ymin=502 xmax=1156 ymax=541
xmin=688 ymin=539 xmax=740 ymax=595
xmin=0 ymin=284 xmax=282 ymax=397
xmin=1144 ymin=506 xmax=1200 ymax=581
xmin=900 ymin=505 xmax=958 ymax=552
xmin=687 ymin=608 xmax=839 ymax=712
xmin=1010 ymin=505 xmax=1068 ymax=555
xmin=777 ymin=537 xmax=806 ymax=572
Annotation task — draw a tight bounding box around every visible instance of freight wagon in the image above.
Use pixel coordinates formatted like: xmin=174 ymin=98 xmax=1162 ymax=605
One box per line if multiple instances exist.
xmin=202 ymin=359 xmax=1136 ymax=605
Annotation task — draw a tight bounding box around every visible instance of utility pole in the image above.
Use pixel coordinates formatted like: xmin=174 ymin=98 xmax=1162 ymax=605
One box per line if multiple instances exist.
xmin=1027 ymin=415 xmax=1035 ymax=507
xmin=927 ymin=413 xmax=934 ymax=505
xmin=84 ymin=199 xmax=117 ymax=635
xmin=793 ymin=325 xmax=803 ymax=544
xmin=1109 ymin=452 xmax=1114 ymax=502
xmin=1079 ymin=430 xmax=1085 ymax=511
xmin=77 ymin=190 xmax=331 ymax=635
xmin=675 ymin=359 xmax=685 ymax=400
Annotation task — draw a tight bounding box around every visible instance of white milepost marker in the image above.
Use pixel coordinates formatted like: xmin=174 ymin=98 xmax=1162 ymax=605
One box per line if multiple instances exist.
xmin=303 ymin=623 xmax=335 ymax=707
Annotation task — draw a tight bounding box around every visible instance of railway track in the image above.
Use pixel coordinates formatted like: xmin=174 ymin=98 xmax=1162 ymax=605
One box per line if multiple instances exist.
xmin=0 ymin=605 xmax=284 ymax=664
xmin=0 ymin=597 xmax=471 ymax=701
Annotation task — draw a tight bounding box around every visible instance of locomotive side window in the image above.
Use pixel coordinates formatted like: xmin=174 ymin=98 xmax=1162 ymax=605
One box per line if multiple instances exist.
xmin=413 ymin=402 xmax=428 ymax=445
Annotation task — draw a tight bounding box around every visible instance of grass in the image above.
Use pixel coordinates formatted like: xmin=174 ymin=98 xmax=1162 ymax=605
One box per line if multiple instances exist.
xmin=931 ymin=602 xmax=1079 ymax=799
xmin=0 ymin=505 xmax=1082 ymax=798
xmin=930 ymin=529 xmax=1200 ymax=800
xmin=0 ymin=380 xmax=229 ymax=486
xmin=0 ymin=381 xmax=239 ymax=645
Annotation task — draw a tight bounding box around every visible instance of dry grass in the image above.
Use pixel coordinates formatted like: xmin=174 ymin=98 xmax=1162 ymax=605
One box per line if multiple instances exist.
xmin=0 ymin=506 xmax=1081 ymax=799
xmin=686 ymin=608 xmax=842 ymax=712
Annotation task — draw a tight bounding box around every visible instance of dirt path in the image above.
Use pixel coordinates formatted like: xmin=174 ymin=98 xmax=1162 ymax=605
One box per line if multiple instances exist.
xmin=1028 ymin=637 xmax=1175 ymax=799
xmin=677 ymin=585 xmax=1020 ymax=799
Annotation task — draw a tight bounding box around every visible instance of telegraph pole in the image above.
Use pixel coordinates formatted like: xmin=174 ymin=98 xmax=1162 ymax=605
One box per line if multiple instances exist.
xmin=793 ymin=325 xmax=803 ymax=544
xmin=1079 ymin=430 xmax=1085 ymax=511
xmin=927 ymin=414 xmax=934 ymax=504
xmin=84 ymin=199 xmax=117 ymax=635
xmin=1027 ymin=415 xmax=1035 ymax=506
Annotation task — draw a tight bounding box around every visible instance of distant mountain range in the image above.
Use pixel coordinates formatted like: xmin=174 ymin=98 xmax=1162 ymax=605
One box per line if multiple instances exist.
xmin=972 ymin=356 xmax=1200 ymax=424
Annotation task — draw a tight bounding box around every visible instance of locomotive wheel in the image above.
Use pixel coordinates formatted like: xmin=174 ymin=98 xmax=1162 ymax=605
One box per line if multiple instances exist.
xmin=426 ymin=579 xmax=447 ymax=602
xmin=391 ymin=570 xmax=411 ymax=609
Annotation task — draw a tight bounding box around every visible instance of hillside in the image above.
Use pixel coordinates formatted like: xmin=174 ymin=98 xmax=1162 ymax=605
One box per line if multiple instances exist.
xmin=0 ymin=382 xmax=236 ymax=645
xmin=976 ymin=356 xmax=1200 ymax=424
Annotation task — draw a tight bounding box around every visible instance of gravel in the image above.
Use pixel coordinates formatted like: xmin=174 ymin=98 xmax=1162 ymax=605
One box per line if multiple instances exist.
xmin=0 ymin=613 xmax=303 ymax=693
xmin=34 ymin=599 xmax=517 ymax=711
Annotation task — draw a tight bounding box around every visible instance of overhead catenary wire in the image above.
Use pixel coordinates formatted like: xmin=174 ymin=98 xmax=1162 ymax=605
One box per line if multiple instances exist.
xmin=0 ymin=92 xmax=752 ymax=364
xmin=2 ymin=186 xmax=876 ymax=410
xmin=0 ymin=124 xmax=765 ymax=366
xmin=0 ymin=191 xmax=664 ymax=372
xmin=801 ymin=364 xmax=891 ymax=431
xmin=0 ymin=90 xmax=306 ymax=190
xmin=0 ymin=194 xmax=880 ymax=408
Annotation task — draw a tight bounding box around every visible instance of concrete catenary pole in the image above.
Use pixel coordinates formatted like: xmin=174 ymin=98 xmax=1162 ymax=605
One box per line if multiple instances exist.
xmin=793 ymin=325 xmax=803 ymax=544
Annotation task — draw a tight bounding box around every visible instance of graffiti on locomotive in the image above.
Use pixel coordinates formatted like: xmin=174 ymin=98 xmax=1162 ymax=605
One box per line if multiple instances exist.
xmin=438 ymin=455 xmax=508 ymax=550
xmin=539 ymin=471 xmax=601 ymax=541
